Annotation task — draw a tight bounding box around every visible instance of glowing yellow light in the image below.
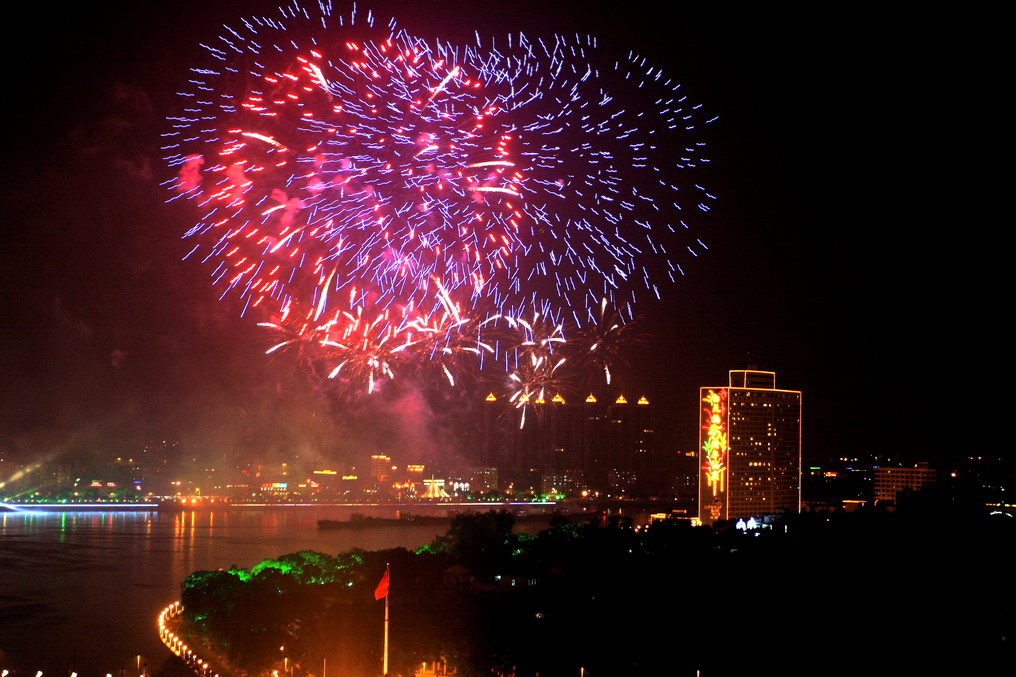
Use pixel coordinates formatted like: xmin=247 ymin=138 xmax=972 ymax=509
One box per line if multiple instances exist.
xmin=552 ymin=394 xmax=566 ymax=404
xmin=485 ymin=392 xmax=498 ymax=402
xmin=637 ymin=396 xmax=650 ymax=405
xmin=585 ymin=394 xmax=597 ymax=403
xmin=312 ymin=469 xmax=337 ymax=475
xmin=702 ymin=389 xmax=728 ymax=496
xmin=615 ymin=395 xmax=628 ymax=404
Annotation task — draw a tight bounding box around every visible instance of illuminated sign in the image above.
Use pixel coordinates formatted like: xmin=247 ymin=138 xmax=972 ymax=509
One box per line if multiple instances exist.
xmin=700 ymin=388 xmax=728 ymax=522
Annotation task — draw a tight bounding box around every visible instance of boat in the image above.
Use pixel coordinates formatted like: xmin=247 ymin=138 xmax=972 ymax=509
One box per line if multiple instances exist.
xmin=318 ymin=512 xmax=450 ymax=529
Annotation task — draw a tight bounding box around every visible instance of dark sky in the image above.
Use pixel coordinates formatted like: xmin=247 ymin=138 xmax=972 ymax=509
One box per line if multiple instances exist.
xmin=1 ymin=1 xmax=959 ymax=469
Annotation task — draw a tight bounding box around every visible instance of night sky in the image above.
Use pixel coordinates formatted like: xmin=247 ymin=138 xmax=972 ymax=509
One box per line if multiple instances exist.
xmin=1 ymin=1 xmax=958 ymax=471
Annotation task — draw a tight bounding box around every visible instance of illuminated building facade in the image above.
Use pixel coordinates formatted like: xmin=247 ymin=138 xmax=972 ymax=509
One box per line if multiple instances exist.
xmin=873 ymin=462 xmax=936 ymax=503
xmin=541 ymin=470 xmax=589 ymax=497
xmin=699 ymin=370 xmax=801 ymax=524
xmin=467 ymin=467 xmax=499 ymax=493
xmin=442 ymin=466 xmax=499 ymax=495
xmin=370 ymin=454 xmax=392 ymax=482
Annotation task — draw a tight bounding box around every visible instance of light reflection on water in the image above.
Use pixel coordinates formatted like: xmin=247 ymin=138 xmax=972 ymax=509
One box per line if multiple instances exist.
xmin=0 ymin=506 xmax=451 ymax=674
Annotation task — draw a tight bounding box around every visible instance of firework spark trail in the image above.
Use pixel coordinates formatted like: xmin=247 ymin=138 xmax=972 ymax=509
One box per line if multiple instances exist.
xmin=259 ymin=274 xmax=492 ymax=395
xmin=167 ymin=12 xmax=530 ymax=323
xmin=482 ymin=312 xmax=569 ymax=426
xmin=165 ymin=2 xmax=715 ymax=396
xmin=573 ymin=296 xmax=646 ymax=387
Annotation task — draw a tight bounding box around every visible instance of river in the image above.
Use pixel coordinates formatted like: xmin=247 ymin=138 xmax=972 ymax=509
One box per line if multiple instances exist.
xmin=0 ymin=506 xmax=462 ymax=675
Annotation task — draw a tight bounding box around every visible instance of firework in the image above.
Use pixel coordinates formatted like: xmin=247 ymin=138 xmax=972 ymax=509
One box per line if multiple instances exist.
xmin=480 ymin=312 xmax=567 ymax=426
xmin=166 ymin=7 xmax=530 ymax=323
xmin=260 ymin=275 xmax=493 ymax=393
xmin=166 ymin=3 xmax=715 ymax=395
xmin=404 ymin=309 xmax=492 ymax=388
xmin=259 ymin=303 xmax=411 ymax=393
xmin=571 ymin=297 xmax=646 ymax=387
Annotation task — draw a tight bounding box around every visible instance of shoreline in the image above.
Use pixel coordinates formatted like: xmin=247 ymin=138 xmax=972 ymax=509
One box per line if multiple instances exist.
xmin=1 ymin=497 xmax=692 ymax=513
xmin=1 ymin=500 xmax=561 ymax=513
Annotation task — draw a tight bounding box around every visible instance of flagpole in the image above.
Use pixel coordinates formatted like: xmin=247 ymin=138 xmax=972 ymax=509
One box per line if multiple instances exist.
xmin=383 ymin=588 xmax=389 ymax=676
xmin=383 ymin=564 xmax=390 ymax=677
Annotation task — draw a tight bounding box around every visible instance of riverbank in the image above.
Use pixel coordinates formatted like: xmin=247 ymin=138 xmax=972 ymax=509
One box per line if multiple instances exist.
xmin=0 ymin=507 xmax=452 ymax=672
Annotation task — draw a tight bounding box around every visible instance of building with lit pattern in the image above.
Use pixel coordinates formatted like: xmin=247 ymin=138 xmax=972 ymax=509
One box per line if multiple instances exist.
xmin=699 ymin=369 xmax=802 ymax=524
xmin=480 ymin=392 xmax=654 ymax=493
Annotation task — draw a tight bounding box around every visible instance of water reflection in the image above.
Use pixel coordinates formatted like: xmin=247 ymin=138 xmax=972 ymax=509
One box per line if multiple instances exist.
xmin=0 ymin=507 xmax=449 ymax=674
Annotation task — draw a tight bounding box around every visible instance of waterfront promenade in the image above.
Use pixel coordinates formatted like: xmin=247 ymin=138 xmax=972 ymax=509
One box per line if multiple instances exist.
xmin=158 ymin=603 xmax=235 ymax=677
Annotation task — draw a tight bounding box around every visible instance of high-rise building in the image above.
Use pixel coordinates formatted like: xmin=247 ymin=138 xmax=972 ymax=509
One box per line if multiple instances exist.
xmin=479 ymin=392 xmax=654 ymax=492
xmin=370 ymin=454 xmax=392 ymax=482
xmin=699 ymin=369 xmax=802 ymax=524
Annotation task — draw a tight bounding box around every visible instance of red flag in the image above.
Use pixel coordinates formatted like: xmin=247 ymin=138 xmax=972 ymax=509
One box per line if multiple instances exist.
xmin=374 ymin=567 xmax=390 ymax=600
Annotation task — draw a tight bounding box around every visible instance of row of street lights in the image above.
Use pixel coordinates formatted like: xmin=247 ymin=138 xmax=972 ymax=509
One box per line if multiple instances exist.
xmin=157 ymin=602 xmax=217 ymax=677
